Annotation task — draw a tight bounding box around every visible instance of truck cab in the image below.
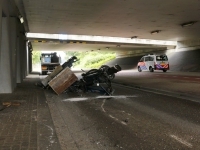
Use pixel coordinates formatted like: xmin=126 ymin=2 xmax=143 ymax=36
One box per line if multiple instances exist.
xmin=40 ymin=52 xmax=61 ymax=75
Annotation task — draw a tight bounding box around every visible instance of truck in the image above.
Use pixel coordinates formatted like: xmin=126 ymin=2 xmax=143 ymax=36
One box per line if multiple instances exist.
xmin=40 ymin=52 xmax=61 ymax=75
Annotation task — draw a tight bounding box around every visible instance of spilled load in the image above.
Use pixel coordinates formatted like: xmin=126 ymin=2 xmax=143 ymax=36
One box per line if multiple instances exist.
xmin=36 ymin=56 xmax=121 ymax=95
xmin=40 ymin=56 xmax=77 ymax=87
xmin=68 ymin=64 xmax=121 ymax=95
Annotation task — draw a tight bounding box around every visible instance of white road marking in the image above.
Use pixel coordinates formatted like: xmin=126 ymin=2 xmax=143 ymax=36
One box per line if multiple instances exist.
xmin=170 ymin=135 xmax=193 ymax=148
xmin=101 ymin=99 xmax=106 ymax=112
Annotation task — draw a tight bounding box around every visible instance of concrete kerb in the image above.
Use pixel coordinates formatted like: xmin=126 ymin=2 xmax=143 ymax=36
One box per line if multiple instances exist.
xmin=113 ymin=82 xmax=200 ymax=104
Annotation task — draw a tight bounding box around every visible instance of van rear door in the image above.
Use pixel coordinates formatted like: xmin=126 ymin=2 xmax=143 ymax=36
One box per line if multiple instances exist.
xmin=155 ymin=55 xmax=169 ymax=70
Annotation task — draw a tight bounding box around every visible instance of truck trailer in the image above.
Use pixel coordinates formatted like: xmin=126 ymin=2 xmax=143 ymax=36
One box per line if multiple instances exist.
xmin=40 ymin=52 xmax=61 ymax=75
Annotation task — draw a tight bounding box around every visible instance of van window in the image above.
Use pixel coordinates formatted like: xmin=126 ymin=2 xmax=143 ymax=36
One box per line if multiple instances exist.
xmin=149 ymin=56 xmax=154 ymax=61
xmin=156 ymin=55 xmax=168 ymax=61
xmin=145 ymin=57 xmax=149 ymax=61
xmin=140 ymin=57 xmax=144 ymax=62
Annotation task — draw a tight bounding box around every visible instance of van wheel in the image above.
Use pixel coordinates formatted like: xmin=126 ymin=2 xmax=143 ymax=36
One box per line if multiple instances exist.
xmin=163 ymin=70 xmax=167 ymax=72
xmin=149 ymin=67 xmax=154 ymax=72
xmin=138 ymin=67 xmax=142 ymax=72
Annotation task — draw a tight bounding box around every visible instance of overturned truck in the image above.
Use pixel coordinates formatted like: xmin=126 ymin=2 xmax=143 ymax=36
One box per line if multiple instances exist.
xmin=37 ymin=56 xmax=121 ymax=95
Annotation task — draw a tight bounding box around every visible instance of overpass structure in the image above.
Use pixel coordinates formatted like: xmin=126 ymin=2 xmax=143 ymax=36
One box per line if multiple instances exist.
xmin=0 ymin=0 xmax=200 ymax=93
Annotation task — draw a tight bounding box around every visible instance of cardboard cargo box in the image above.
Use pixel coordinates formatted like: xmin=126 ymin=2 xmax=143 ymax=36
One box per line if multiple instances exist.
xmin=48 ymin=67 xmax=78 ymax=95
xmin=41 ymin=65 xmax=63 ymax=87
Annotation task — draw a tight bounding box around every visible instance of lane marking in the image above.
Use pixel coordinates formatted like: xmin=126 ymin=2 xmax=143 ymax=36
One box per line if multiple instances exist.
xmin=170 ymin=135 xmax=193 ymax=148
xmin=184 ymin=77 xmax=189 ymax=78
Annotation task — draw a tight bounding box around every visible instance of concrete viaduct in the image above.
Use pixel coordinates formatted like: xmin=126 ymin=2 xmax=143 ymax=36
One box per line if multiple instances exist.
xmin=1 ymin=0 xmax=200 ymax=93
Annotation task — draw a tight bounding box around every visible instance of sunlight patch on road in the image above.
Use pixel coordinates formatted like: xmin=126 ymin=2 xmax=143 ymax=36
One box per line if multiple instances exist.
xmin=63 ymin=95 xmax=137 ymax=102
xmin=63 ymin=98 xmax=89 ymax=101
xmin=96 ymin=95 xmax=137 ymax=99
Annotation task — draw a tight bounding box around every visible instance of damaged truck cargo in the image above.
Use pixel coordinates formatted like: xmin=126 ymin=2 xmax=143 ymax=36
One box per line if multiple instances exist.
xmin=40 ymin=56 xmax=77 ymax=87
xmin=40 ymin=52 xmax=61 ymax=75
xmin=36 ymin=56 xmax=122 ymax=95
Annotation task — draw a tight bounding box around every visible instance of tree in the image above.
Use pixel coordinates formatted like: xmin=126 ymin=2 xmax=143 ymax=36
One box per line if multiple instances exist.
xmin=32 ymin=51 xmax=41 ymax=64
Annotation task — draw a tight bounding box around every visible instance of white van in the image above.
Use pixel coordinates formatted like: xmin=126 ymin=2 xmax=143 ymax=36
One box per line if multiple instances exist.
xmin=137 ymin=54 xmax=169 ymax=72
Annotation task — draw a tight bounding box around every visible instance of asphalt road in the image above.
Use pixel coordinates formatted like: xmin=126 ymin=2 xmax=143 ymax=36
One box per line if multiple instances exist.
xmin=113 ymin=70 xmax=200 ymax=102
xmin=45 ymin=83 xmax=200 ymax=150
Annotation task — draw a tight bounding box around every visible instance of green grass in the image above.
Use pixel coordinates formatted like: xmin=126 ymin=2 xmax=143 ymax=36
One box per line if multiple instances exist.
xmin=32 ymin=51 xmax=116 ymax=69
xmin=65 ymin=51 xmax=116 ymax=69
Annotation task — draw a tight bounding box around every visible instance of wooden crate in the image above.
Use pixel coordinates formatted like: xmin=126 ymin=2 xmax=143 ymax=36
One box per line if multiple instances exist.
xmin=41 ymin=65 xmax=63 ymax=87
xmin=48 ymin=67 xmax=78 ymax=95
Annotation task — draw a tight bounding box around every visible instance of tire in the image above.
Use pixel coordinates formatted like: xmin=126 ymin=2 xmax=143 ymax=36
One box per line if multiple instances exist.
xmin=149 ymin=67 xmax=154 ymax=72
xmin=99 ymin=65 xmax=109 ymax=71
xmin=138 ymin=67 xmax=142 ymax=72
xmin=42 ymin=71 xmax=47 ymax=75
xmin=108 ymin=74 xmax=115 ymax=80
xmin=163 ymin=69 xmax=167 ymax=72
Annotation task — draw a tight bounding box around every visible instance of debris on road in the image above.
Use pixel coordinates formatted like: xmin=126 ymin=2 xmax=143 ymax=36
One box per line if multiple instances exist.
xmin=2 ymin=102 xmax=21 ymax=106
xmin=0 ymin=102 xmax=21 ymax=111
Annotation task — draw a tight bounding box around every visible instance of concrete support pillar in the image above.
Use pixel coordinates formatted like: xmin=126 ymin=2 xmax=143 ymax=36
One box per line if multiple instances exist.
xmin=24 ymin=40 xmax=28 ymax=77
xmin=17 ymin=32 xmax=26 ymax=83
xmin=29 ymin=49 xmax=32 ymax=73
xmin=22 ymin=37 xmax=27 ymax=78
xmin=26 ymin=42 xmax=29 ymax=74
xmin=16 ymin=24 xmax=27 ymax=83
xmin=0 ymin=17 xmax=13 ymax=93
xmin=0 ymin=0 xmax=2 ymax=64
xmin=16 ymin=35 xmax=22 ymax=83
xmin=10 ymin=18 xmax=19 ymax=88
xmin=0 ymin=0 xmax=27 ymax=93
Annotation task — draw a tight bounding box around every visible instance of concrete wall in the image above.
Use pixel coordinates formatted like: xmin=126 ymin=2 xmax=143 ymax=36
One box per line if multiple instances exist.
xmin=0 ymin=0 xmax=27 ymax=93
xmin=177 ymin=39 xmax=200 ymax=51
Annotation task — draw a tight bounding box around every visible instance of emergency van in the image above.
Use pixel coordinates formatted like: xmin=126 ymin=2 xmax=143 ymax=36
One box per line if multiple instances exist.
xmin=137 ymin=54 xmax=169 ymax=72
